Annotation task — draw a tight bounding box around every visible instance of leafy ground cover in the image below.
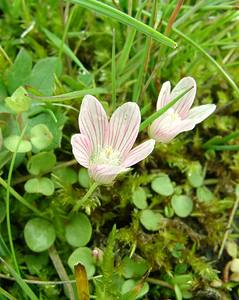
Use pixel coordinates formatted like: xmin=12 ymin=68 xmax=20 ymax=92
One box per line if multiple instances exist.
xmin=0 ymin=0 xmax=239 ymax=299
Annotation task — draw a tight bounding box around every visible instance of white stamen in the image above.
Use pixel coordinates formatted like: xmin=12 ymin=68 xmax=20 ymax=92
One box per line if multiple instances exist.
xmin=90 ymin=146 xmax=121 ymax=166
xmin=167 ymin=108 xmax=181 ymax=121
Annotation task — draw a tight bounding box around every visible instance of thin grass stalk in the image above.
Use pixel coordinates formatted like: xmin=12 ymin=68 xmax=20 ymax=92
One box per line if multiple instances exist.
xmin=111 ymin=28 xmax=116 ymax=110
xmin=66 ymin=0 xmax=177 ymax=48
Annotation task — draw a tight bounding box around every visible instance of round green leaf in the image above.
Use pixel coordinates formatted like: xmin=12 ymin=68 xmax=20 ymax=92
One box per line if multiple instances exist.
xmin=24 ymin=218 xmax=56 ymax=252
xmin=121 ymin=256 xmax=148 ymax=278
xmin=0 ymin=200 xmax=6 ymax=223
xmin=24 ymin=177 xmax=55 ymax=196
xmin=52 ymin=167 xmax=77 ymax=186
xmin=65 ymin=213 xmax=92 ymax=247
xmin=196 ymin=186 xmax=214 ymax=203
xmin=151 ymin=173 xmax=174 ymax=196
xmin=226 ymin=241 xmax=237 ymax=258
xmin=132 ymin=187 xmax=147 ymax=209
xmin=27 ymin=152 xmax=56 ymax=175
xmin=78 ymin=168 xmax=90 ymax=188
xmin=68 ymin=247 xmax=95 ymax=277
xmin=140 ymin=209 xmax=162 ymax=231
xmin=5 ymin=86 xmax=31 ymax=113
xmin=121 ymin=279 xmax=149 ymax=298
xmin=187 ymin=162 xmax=204 ymax=188
xmin=30 ymin=124 xmax=53 ymax=150
xmin=4 ymin=135 xmax=32 ymax=153
xmin=171 ymin=195 xmax=193 ymax=218
xmin=230 ymin=258 xmax=239 ymax=273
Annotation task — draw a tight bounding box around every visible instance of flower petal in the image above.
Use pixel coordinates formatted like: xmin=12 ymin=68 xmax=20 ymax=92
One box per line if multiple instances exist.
xmin=156 ymin=81 xmax=171 ymax=110
xmin=108 ymin=102 xmax=141 ymax=158
xmin=71 ymin=134 xmax=92 ymax=168
xmin=123 ymin=139 xmax=155 ymax=167
xmin=149 ymin=117 xmax=194 ymax=143
xmin=88 ymin=164 xmax=129 ymax=185
xmin=79 ymin=95 xmax=108 ymax=152
xmin=171 ymin=77 xmax=196 ymax=118
xmin=188 ymin=104 xmax=216 ymax=124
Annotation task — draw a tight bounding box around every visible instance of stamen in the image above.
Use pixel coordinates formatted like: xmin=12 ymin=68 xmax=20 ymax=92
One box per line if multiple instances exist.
xmin=90 ymin=146 xmax=121 ymax=166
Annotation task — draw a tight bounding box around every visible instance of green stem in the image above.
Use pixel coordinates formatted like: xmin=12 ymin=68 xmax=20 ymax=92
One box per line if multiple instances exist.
xmin=12 ymin=159 xmax=77 ymax=186
xmin=139 ymin=86 xmax=194 ymax=131
xmin=146 ymin=277 xmax=174 ymax=290
xmin=72 ymin=182 xmax=99 ymax=212
xmin=0 ymin=177 xmax=43 ymax=216
xmin=6 ymin=124 xmax=29 ymax=274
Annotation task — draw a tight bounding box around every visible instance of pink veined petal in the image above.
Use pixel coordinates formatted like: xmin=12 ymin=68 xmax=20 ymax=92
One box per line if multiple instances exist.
xmin=188 ymin=104 xmax=216 ymax=124
xmin=171 ymin=77 xmax=196 ymax=119
xmin=123 ymin=139 xmax=155 ymax=167
xmin=148 ymin=110 xmax=179 ymax=140
xmin=149 ymin=117 xmax=195 ymax=143
xmin=107 ymin=102 xmax=141 ymax=159
xmin=71 ymin=134 xmax=92 ymax=168
xmin=79 ymin=95 xmax=108 ymax=152
xmin=88 ymin=164 xmax=129 ymax=185
xmin=156 ymin=81 xmax=171 ymax=110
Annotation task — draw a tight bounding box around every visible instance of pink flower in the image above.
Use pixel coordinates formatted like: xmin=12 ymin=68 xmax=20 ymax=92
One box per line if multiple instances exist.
xmin=71 ymin=95 xmax=155 ymax=184
xmin=149 ymin=77 xmax=216 ymax=143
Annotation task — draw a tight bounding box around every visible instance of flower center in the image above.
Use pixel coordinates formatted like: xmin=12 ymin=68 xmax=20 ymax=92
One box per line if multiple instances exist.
xmin=168 ymin=108 xmax=181 ymax=121
xmin=90 ymin=146 xmax=121 ymax=166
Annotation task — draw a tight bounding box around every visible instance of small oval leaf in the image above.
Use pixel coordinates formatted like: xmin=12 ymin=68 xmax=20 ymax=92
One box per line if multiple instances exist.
xmin=68 ymin=247 xmax=95 ymax=278
xmin=151 ymin=173 xmax=174 ymax=196
xmin=171 ymin=195 xmax=193 ymax=218
xmin=65 ymin=213 xmax=92 ymax=247
xmin=4 ymin=135 xmax=32 ymax=153
xmin=24 ymin=218 xmax=56 ymax=252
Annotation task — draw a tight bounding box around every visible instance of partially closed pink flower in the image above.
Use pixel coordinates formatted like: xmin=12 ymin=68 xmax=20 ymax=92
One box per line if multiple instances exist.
xmin=148 ymin=77 xmax=216 ymax=143
xmin=71 ymin=95 xmax=155 ymax=184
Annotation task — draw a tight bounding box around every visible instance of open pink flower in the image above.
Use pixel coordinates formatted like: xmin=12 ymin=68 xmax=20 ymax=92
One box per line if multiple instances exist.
xmin=71 ymin=95 xmax=155 ymax=184
xmin=149 ymin=77 xmax=216 ymax=143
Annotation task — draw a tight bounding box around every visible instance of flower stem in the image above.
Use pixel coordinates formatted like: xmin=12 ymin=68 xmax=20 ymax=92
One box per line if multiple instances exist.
xmin=72 ymin=182 xmax=99 ymax=212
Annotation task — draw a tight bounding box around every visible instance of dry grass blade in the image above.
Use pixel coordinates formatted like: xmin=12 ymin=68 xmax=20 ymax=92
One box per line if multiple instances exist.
xmin=75 ymin=263 xmax=90 ymax=300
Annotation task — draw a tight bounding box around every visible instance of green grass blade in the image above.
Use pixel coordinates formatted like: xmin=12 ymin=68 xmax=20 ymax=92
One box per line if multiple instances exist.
xmin=169 ymin=24 xmax=239 ymax=96
xmin=28 ymin=87 xmax=108 ymax=102
xmin=0 ymin=233 xmax=11 ymax=256
xmin=117 ymin=1 xmax=146 ymax=75
xmin=42 ymin=27 xmax=89 ymax=73
xmin=0 ymin=287 xmax=18 ymax=300
xmin=66 ymin=0 xmax=177 ymax=48
xmin=132 ymin=0 xmax=158 ymax=103
xmin=111 ymin=28 xmax=116 ymax=110
xmin=203 ymin=131 xmax=239 ymax=148
xmin=207 ymin=145 xmax=239 ymax=151
xmin=139 ymin=86 xmax=194 ymax=131
xmin=0 ymin=257 xmax=39 ymax=300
